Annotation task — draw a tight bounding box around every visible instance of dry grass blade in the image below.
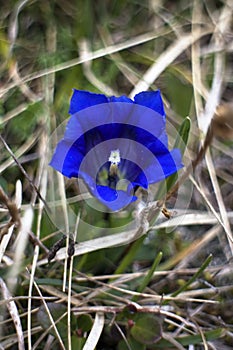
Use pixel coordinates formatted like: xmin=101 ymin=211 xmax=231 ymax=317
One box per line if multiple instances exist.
xmin=162 ymin=333 xmax=186 ymax=350
xmin=8 ymin=0 xmax=30 ymax=53
xmin=98 ymin=27 xmax=139 ymax=87
xmin=67 ymin=213 xmax=80 ymax=350
xmin=7 ymin=207 xmax=33 ymax=293
xmin=0 ymin=131 xmax=41 ymax=173
xmin=199 ymin=0 xmax=232 ymax=135
xmin=28 ymin=132 xmax=49 ymax=349
xmin=39 ymin=228 xmax=137 ymax=265
xmin=205 ymin=150 xmax=233 ymax=256
xmin=38 ymin=202 xmax=161 ymax=265
xmin=0 ymin=180 xmax=22 ymax=263
xmin=0 ymin=226 xmax=15 ymax=264
xmin=26 ymin=20 xmax=56 ymax=347
xmin=0 ymin=30 xmax=165 ymax=97
xmin=0 ymin=101 xmax=41 ymax=125
xmin=0 ymin=134 xmax=48 ymax=210
xmin=7 ymin=0 xmax=38 ymax=102
xmin=174 ymin=225 xmax=222 ymax=269
xmin=130 ymin=28 xmax=211 ymax=97
xmin=33 ymin=281 xmax=66 ymax=350
xmin=151 ymin=210 xmax=233 ymax=229
xmin=0 ymin=277 xmax=25 ymax=350
xmin=55 ymin=172 xmax=70 ymax=292
xmin=82 ymin=312 xmax=105 ymax=350
xmin=192 ymin=1 xmax=233 ymax=256
xmin=79 ymin=39 xmax=117 ymax=95
xmin=0 ymin=184 xmax=20 ymax=243
xmin=9 ymin=62 xmax=39 ymax=102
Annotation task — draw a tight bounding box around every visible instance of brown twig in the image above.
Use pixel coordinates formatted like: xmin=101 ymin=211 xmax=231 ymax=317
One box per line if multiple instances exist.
xmin=0 ymin=185 xmax=20 ymax=240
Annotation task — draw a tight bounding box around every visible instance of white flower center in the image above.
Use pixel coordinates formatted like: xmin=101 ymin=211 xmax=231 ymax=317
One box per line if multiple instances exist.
xmin=108 ymin=149 xmax=121 ymax=165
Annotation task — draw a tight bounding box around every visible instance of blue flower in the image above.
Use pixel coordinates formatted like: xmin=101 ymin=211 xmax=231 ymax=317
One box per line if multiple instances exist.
xmin=50 ymin=89 xmax=183 ymax=211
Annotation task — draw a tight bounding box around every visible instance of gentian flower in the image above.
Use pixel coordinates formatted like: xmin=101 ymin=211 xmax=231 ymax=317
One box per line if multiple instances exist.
xmin=49 ymin=89 xmax=183 ymax=211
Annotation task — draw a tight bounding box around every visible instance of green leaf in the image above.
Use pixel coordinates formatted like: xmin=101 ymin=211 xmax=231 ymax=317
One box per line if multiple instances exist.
xmin=76 ymin=314 xmax=93 ymax=332
xmin=132 ymin=252 xmax=163 ymax=301
xmin=118 ymin=336 xmax=146 ymax=350
xmin=156 ymin=116 xmax=191 ymax=199
xmin=114 ymin=235 xmax=145 ymax=275
xmin=71 ymin=335 xmax=86 ymax=350
xmin=171 ymin=254 xmax=212 ymax=298
xmin=173 ymin=116 xmax=191 ymax=155
xmin=130 ymin=314 xmax=162 ymax=345
xmin=164 ymin=68 xmax=193 ymax=117
xmin=150 ymin=328 xmax=225 ymax=348
xmin=166 ymin=116 xmax=191 ymax=190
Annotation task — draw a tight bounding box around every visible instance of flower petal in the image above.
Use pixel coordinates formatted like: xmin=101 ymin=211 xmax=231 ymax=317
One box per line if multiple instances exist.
xmin=79 ymin=172 xmax=137 ymax=211
xmin=157 ymin=149 xmax=183 ymax=178
xmin=69 ymin=90 xmax=134 ymax=115
xmin=49 ymin=140 xmax=84 ymax=178
xmin=108 ymin=95 xmax=133 ymax=103
xmin=95 ymin=186 xmax=137 ymax=211
xmin=69 ymin=90 xmax=108 ymax=114
xmin=134 ymin=90 xmax=165 ymax=117
xmin=50 ymin=89 xmax=184 ymax=212
xmin=139 ymin=149 xmax=183 ymax=184
xmin=68 ymin=100 xmax=167 ymax=146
